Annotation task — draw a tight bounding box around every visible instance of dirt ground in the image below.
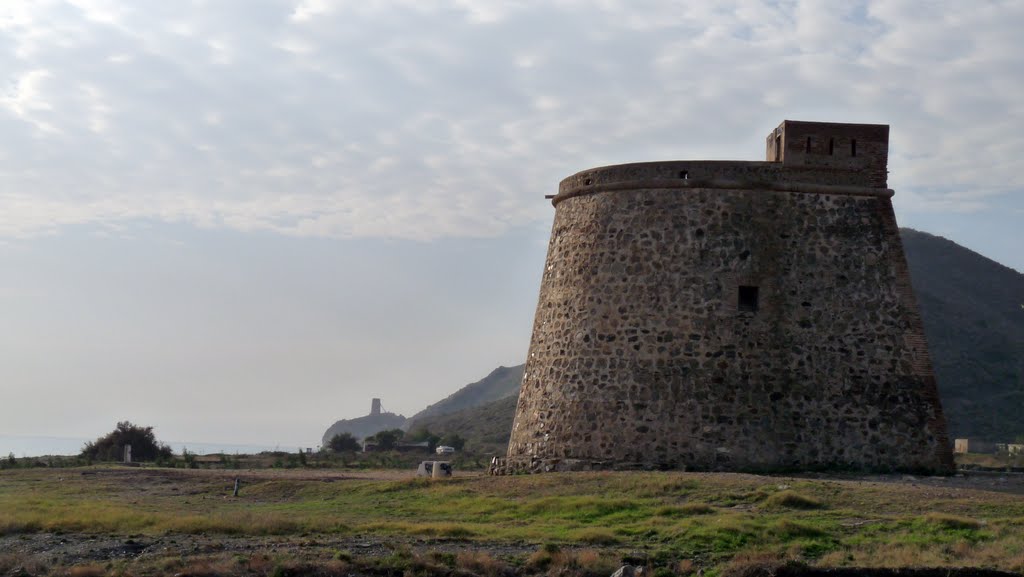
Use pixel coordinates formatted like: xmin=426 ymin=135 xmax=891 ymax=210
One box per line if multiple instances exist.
xmin=0 ymin=531 xmax=541 ymax=567
xmin=74 ymin=465 xmax=1024 ymax=494
xmin=801 ymin=470 xmax=1024 ymax=496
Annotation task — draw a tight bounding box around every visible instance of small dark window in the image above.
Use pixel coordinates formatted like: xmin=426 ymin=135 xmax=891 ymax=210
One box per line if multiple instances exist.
xmin=851 ymin=139 xmax=857 ymax=157
xmin=679 ymin=170 xmax=688 ymax=180
xmin=805 ymin=137 xmax=811 ymax=153
xmin=738 ymin=286 xmax=759 ymax=312
xmin=828 ymin=138 xmax=834 ymax=155
xmin=775 ymin=135 xmax=781 ymax=161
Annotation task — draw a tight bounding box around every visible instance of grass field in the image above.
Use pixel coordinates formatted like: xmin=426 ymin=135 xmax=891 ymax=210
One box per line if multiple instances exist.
xmin=1 ymin=467 xmax=1023 ymax=576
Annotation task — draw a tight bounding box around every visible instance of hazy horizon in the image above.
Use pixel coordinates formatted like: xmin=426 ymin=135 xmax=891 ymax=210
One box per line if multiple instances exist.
xmin=2 ymin=1 xmax=1022 ymax=448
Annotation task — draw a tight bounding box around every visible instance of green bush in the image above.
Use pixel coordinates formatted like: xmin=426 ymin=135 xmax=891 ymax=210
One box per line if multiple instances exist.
xmin=80 ymin=421 xmax=173 ymax=462
xmin=327 ymin=433 xmax=361 ymax=453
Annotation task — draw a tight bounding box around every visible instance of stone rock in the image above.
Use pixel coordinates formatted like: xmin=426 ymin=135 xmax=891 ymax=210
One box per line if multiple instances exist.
xmin=611 ymin=565 xmax=644 ymax=577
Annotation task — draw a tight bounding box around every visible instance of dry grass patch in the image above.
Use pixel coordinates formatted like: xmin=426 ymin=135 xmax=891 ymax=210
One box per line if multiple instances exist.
xmin=762 ymin=491 xmax=824 ymax=510
xmin=816 ymin=543 xmax=949 ymax=568
xmin=410 ymin=522 xmax=478 ymax=538
xmin=924 ymin=512 xmax=984 ymax=531
xmin=0 ymin=552 xmax=50 ymax=576
xmin=526 ymin=545 xmax=619 ymax=577
xmin=455 ymin=551 xmax=509 ymax=577
xmin=571 ymin=527 xmax=621 ymax=546
xmin=814 ymin=534 xmax=1024 ymax=570
xmin=770 ymin=519 xmax=828 ymax=539
xmin=163 ymin=511 xmax=306 ymax=535
xmin=66 ymin=565 xmax=107 ymax=577
xmin=676 ymin=559 xmax=698 ymax=576
xmin=720 ymin=550 xmax=797 ymax=577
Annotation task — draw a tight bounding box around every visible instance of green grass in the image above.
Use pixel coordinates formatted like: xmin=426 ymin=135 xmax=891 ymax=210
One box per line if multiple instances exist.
xmin=1 ymin=468 xmax=1023 ymax=574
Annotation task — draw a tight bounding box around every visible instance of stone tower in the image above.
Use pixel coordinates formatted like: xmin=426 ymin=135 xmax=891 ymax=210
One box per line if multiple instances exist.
xmin=499 ymin=120 xmax=953 ymax=474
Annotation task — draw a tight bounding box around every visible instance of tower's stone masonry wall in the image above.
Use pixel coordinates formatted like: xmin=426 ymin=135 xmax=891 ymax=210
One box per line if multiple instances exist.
xmin=502 ymin=184 xmax=952 ymax=474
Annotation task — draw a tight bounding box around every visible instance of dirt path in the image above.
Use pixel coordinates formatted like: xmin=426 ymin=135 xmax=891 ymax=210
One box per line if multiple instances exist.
xmin=0 ymin=532 xmax=543 ymax=568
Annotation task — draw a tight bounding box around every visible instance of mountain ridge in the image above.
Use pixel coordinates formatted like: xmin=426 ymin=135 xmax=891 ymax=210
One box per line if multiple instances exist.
xmin=405 ymin=365 xmax=524 ymax=426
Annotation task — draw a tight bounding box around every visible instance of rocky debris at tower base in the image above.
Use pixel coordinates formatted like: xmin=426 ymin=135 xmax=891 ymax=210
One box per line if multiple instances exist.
xmin=488 ymin=456 xmax=681 ymax=475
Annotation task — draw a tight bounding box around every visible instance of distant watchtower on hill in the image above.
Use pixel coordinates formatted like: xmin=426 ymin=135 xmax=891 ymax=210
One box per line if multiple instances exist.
xmin=496 ymin=120 xmax=953 ymax=474
xmin=321 ymin=398 xmax=406 ymax=446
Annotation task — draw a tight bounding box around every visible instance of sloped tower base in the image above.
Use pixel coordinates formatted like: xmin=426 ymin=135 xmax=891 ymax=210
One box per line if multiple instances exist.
xmin=499 ymin=121 xmax=953 ymax=474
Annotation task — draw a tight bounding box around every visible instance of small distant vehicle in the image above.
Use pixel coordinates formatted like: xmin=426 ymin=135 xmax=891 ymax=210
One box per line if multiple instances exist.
xmin=416 ymin=460 xmax=452 ymax=478
xmin=435 ymin=445 xmax=455 ymax=455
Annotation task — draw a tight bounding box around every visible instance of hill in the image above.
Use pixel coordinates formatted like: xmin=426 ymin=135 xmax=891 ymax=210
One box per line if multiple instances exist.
xmin=321 ymin=400 xmax=407 ymax=446
xmin=409 ymin=394 xmax=519 ymax=454
xmin=412 ymin=228 xmax=1023 ymax=452
xmin=406 ymin=365 xmax=524 ymax=426
xmin=901 ymin=228 xmax=1024 ymax=441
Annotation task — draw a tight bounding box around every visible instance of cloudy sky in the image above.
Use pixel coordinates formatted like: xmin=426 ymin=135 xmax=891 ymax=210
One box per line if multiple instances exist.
xmin=2 ymin=0 xmax=1022 ymax=450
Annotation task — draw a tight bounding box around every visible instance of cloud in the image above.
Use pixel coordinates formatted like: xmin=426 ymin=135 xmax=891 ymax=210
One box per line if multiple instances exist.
xmin=0 ymin=0 xmax=1022 ymax=240
xmin=1 ymin=69 xmax=58 ymax=133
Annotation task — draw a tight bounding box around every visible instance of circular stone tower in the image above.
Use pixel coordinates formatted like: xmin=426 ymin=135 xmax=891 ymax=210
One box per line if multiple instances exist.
xmin=500 ymin=120 xmax=953 ymax=474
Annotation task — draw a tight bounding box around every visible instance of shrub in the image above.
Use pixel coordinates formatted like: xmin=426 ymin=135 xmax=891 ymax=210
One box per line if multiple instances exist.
xmin=327 ymin=433 xmax=361 ymax=453
xmin=80 ymin=421 xmax=173 ymax=462
xmin=405 ymin=428 xmax=441 ymax=452
xmin=440 ymin=433 xmax=466 ymax=451
xmin=182 ymin=447 xmax=197 ymax=469
xmin=366 ymin=429 xmax=405 ymax=451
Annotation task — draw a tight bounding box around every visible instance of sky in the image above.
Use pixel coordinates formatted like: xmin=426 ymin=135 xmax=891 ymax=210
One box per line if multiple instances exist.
xmin=2 ymin=0 xmax=1022 ymax=450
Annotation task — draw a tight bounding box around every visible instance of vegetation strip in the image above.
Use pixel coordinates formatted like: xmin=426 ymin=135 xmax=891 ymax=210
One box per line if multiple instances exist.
xmin=1 ymin=468 xmax=1023 ymax=575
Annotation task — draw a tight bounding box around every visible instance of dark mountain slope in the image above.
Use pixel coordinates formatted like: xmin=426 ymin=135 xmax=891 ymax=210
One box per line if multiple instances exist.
xmin=410 ymin=395 xmax=519 ymax=454
xmin=901 ymin=228 xmax=1024 ymax=441
xmin=406 ymin=365 xmax=524 ymax=427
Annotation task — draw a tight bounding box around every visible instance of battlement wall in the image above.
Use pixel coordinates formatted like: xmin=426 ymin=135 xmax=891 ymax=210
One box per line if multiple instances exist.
xmin=555 ymin=160 xmax=887 ymax=206
xmin=767 ymin=121 xmax=889 ymax=186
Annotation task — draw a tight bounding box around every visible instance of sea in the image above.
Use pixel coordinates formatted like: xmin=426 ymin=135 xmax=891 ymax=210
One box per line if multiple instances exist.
xmin=0 ymin=434 xmax=299 ymax=458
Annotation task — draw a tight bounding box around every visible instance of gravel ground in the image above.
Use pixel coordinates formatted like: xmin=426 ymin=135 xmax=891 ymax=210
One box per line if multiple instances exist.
xmin=0 ymin=531 xmax=544 ymax=567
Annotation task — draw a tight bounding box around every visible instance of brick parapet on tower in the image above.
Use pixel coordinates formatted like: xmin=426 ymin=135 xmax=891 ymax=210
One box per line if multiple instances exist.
xmin=497 ymin=120 xmax=952 ymax=475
